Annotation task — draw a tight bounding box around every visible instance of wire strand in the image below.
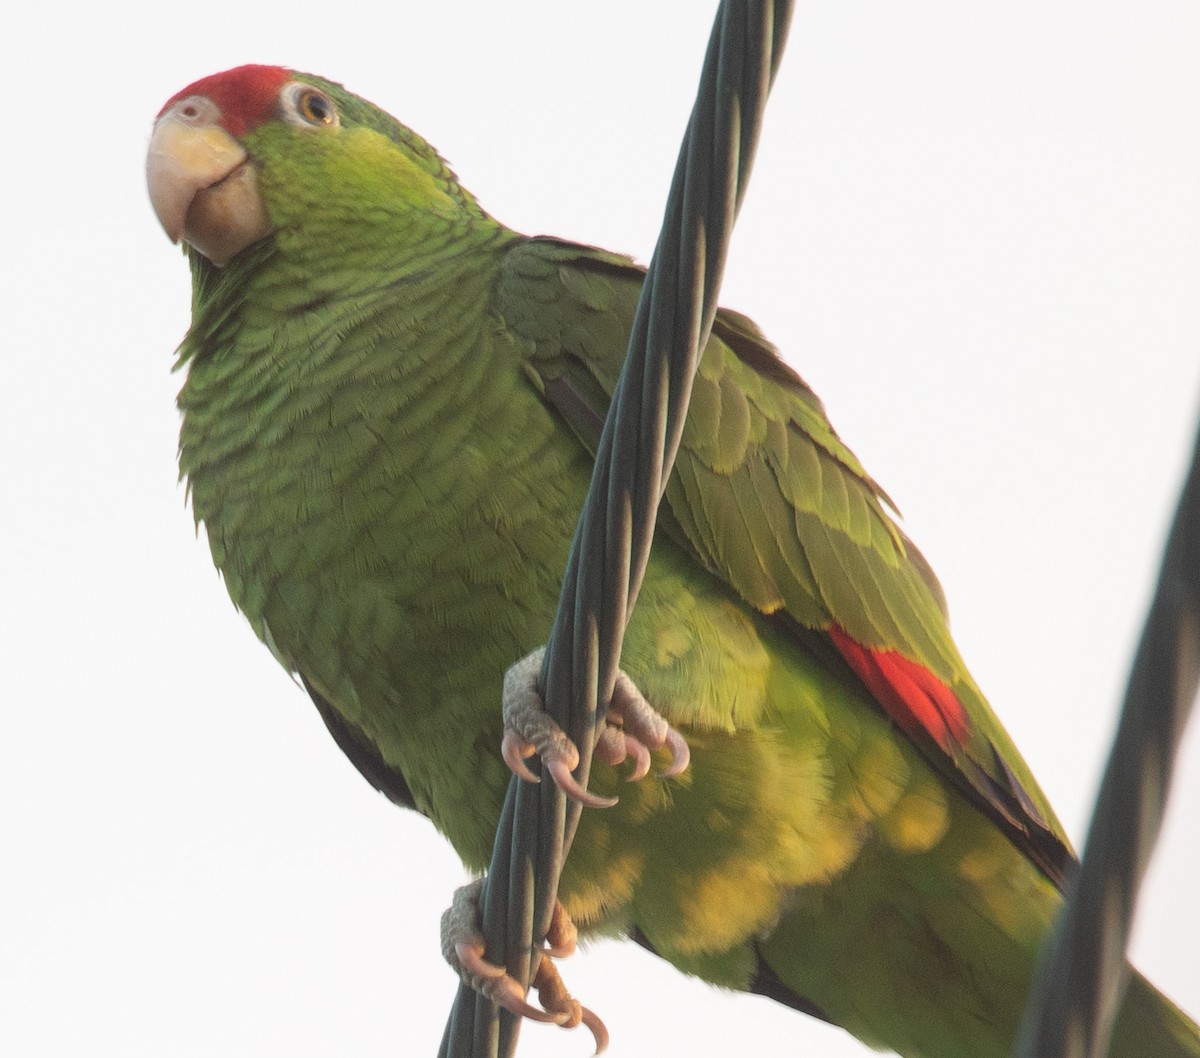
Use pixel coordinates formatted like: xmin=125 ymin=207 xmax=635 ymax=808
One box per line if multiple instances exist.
xmin=440 ymin=2 xmax=795 ymax=1055
xmin=1014 ymin=416 xmax=1200 ymax=1057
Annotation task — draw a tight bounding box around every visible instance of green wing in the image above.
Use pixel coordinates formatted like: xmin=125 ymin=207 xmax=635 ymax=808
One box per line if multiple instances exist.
xmin=496 ymin=235 xmax=1072 ymax=885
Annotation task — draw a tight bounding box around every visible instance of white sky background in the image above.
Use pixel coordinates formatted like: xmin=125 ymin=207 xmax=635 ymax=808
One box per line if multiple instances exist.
xmin=4 ymin=2 xmax=1200 ymax=1056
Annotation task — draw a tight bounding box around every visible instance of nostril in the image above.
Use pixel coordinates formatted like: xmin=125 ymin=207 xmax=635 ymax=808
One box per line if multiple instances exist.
xmin=174 ymin=97 xmax=214 ymax=124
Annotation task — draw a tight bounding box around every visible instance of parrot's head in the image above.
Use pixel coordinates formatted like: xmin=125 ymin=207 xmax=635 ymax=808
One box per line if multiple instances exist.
xmin=147 ymin=65 xmax=482 ymax=267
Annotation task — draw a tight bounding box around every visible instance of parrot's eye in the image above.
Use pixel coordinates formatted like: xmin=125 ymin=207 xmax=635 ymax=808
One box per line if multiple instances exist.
xmin=298 ymin=91 xmax=336 ymax=125
xmin=280 ymin=83 xmax=340 ymax=129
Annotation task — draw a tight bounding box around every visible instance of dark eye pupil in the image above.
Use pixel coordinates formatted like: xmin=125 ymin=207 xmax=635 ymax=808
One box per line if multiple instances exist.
xmin=305 ymin=94 xmax=330 ymax=123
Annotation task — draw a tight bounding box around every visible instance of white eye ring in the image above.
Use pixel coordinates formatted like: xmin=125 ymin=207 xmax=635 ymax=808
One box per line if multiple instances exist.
xmin=280 ymin=82 xmax=340 ymax=128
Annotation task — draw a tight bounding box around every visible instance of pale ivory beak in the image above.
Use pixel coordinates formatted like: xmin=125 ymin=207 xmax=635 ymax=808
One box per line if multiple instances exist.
xmin=147 ymin=106 xmax=271 ymax=266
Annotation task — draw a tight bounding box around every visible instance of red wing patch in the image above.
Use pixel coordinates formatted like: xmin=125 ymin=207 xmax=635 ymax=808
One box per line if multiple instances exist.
xmin=828 ymin=625 xmax=970 ymax=753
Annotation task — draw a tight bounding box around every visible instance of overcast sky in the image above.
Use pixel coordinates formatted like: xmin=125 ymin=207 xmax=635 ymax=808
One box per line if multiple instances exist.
xmin=4 ymin=2 xmax=1200 ymax=1057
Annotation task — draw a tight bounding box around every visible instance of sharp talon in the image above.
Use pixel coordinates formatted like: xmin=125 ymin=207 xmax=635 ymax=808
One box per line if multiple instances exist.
xmin=521 ymin=999 xmax=571 ymax=1025
xmin=607 ymin=668 xmax=690 ymax=782
xmin=445 ymin=882 xmax=584 ymax=1030
xmin=581 ymin=1004 xmax=610 ymax=1055
xmin=659 ymin=728 xmax=691 ymax=778
xmin=455 ymin=942 xmax=569 ymax=1024
xmin=529 ymin=945 xmax=604 ymax=1045
xmin=495 ymin=976 xmax=571 ymax=1024
xmin=547 ymin=758 xmax=618 ymax=809
xmin=455 ymin=941 xmax=505 ymax=980
xmin=503 ymin=646 xmax=685 ymax=804
xmin=625 ymin=735 xmax=652 ymax=781
xmin=501 ymin=731 xmax=541 ymax=784
xmin=504 ymin=647 xmax=612 ymax=804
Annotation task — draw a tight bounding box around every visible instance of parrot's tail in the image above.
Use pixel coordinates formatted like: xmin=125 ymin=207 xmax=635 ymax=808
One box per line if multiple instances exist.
xmin=1109 ymin=971 xmax=1200 ymax=1058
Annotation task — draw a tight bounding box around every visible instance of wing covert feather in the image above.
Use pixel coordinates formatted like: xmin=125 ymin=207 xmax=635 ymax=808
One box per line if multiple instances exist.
xmin=496 ymin=236 xmax=1072 ymax=882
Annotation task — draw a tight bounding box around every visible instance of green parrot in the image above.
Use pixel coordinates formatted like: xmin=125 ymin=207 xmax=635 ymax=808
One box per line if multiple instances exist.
xmin=147 ymin=64 xmax=1199 ymax=1058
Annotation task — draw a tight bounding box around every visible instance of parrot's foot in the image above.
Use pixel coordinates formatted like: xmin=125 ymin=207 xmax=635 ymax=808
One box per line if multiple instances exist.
xmin=442 ymin=879 xmax=608 ymax=1054
xmin=501 ymin=647 xmax=690 ymax=807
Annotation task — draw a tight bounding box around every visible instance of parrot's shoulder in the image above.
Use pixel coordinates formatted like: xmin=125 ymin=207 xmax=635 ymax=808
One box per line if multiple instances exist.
xmin=494 ymin=237 xmax=919 ymax=609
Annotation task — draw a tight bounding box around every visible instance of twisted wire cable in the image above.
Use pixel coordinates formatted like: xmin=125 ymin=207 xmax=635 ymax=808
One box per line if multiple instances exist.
xmin=440 ymin=2 xmax=795 ymax=1054
xmin=1014 ymin=418 xmax=1200 ymax=1058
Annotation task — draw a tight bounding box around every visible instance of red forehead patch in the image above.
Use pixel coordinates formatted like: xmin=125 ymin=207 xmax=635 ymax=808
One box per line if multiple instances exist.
xmin=158 ymin=64 xmax=293 ymax=137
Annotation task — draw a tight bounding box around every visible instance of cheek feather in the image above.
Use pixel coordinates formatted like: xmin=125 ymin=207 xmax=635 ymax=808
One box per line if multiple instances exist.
xmin=158 ymin=64 xmax=293 ymax=137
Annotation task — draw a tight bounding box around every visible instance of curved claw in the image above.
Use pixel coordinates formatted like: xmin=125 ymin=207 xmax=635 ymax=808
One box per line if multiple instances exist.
xmin=659 ymin=727 xmax=691 ymax=778
xmin=454 ymin=940 xmax=506 ymax=981
xmin=455 ymin=942 xmax=570 ymax=1025
xmin=545 ymin=995 xmax=609 ymax=1055
xmin=529 ymin=949 xmax=608 ymax=1054
xmin=580 ymin=1004 xmax=610 ymax=1055
xmin=547 ymin=757 xmax=618 ymax=809
xmin=624 ymin=734 xmax=652 ymax=782
xmin=503 ymin=646 xmax=687 ymax=805
xmin=501 ymin=731 xmax=542 ymax=784
xmin=447 ymin=880 xmax=603 ymax=1048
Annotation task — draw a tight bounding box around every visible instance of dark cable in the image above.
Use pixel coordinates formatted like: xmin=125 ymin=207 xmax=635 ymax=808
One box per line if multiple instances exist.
xmin=440 ymin=2 xmax=795 ymax=1054
xmin=1014 ymin=416 xmax=1200 ymax=1058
